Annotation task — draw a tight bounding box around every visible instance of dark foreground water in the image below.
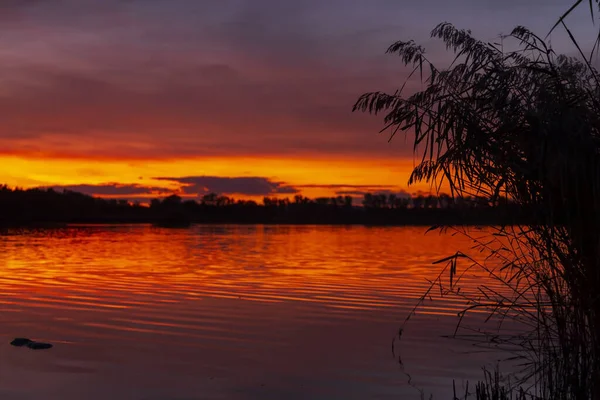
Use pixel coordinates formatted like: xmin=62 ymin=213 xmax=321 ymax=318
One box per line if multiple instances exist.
xmin=0 ymin=225 xmax=507 ymax=399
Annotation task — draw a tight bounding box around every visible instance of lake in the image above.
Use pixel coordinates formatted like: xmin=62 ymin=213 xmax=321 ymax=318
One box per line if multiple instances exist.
xmin=0 ymin=225 xmax=509 ymax=399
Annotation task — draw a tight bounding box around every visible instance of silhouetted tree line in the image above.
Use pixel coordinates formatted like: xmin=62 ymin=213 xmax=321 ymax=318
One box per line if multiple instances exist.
xmin=0 ymin=185 xmax=526 ymax=226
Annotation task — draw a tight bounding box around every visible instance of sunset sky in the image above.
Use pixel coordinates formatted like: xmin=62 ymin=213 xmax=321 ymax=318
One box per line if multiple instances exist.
xmin=1 ymin=0 xmax=595 ymax=201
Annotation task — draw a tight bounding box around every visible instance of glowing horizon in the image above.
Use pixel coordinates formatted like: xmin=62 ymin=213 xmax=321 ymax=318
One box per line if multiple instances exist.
xmin=1 ymin=153 xmax=437 ymax=201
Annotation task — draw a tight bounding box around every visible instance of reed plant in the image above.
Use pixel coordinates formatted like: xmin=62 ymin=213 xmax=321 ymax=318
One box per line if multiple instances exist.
xmin=354 ymin=23 xmax=600 ymax=399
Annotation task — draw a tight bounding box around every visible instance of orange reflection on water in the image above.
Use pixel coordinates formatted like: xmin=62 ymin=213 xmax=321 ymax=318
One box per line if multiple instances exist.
xmin=0 ymin=225 xmax=497 ymax=315
xmin=0 ymin=225 xmax=504 ymax=399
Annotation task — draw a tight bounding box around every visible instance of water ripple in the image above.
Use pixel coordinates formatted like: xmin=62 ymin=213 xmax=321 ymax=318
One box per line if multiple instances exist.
xmin=0 ymin=225 xmax=507 ymax=399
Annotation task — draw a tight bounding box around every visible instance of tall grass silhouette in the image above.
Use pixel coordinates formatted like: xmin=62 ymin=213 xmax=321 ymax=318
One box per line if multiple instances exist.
xmin=354 ymin=23 xmax=600 ymax=399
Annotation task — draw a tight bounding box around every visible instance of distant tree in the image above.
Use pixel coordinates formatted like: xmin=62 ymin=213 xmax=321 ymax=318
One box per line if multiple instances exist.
xmin=395 ymin=197 xmax=410 ymax=209
xmin=474 ymin=196 xmax=491 ymax=208
xmin=315 ymin=197 xmax=330 ymax=206
xmin=216 ymin=195 xmax=232 ymax=207
xmin=412 ymin=195 xmax=425 ymax=209
xmin=162 ymin=194 xmax=182 ymax=206
xmin=202 ymin=193 xmax=217 ymax=206
xmin=343 ymin=196 xmax=353 ymax=208
xmin=363 ymin=193 xmax=374 ymax=208
xmin=262 ymin=197 xmax=278 ymax=207
xmin=464 ymin=196 xmax=475 ymax=209
xmin=277 ymin=198 xmax=289 ymax=208
xmin=388 ymin=194 xmax=397 ymax=208
xmin=425 ymin=195 xmax=438 ymax=209
xmin=438 ymin=193 xmax=452 ymax=209
xmin=150 ymin=199 xmax=161 ymax=209
xmin=183 ymin=199 xmax=197 ymax=209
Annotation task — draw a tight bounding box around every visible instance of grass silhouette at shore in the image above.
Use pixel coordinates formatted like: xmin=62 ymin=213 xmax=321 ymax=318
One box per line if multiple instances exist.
xmin=355 ymin=22 xmax=600 ymax=399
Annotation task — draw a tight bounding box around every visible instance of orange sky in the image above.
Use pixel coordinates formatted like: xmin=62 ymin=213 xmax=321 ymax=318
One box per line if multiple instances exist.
xmin=1 ymin=152 xmax=434 ymax=201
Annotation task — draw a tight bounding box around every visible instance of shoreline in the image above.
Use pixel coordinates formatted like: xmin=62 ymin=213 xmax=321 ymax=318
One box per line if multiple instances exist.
xmin=0 ymin=220 xmax=510 ymax=228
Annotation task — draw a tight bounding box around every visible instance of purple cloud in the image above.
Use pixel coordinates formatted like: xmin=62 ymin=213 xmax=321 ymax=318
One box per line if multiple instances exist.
xmin=297 ymin=184 xmax=393 ymax=189
xmin=40 ymin=178 xmax=424 ymax=201
xmin=0 ymin=0 xmax=593 ymax=162
xmin=42 ymin=176 xmax=300 ymax=199
xmin=334 ymin=189 xmax=412 ymax=198
xmin=44 ymin=183 xmax=170 ymax=196
xmin=156 ymin=176 xmax=299 ymax=196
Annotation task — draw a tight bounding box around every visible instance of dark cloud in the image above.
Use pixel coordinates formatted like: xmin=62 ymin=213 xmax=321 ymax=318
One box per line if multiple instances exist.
xmin=45 ymin=183 xmax=170 ymax=196
xmin=335 ymin=189 xmax=412 ymax=199
xmin=155 ymin=176 xmax=299 ymax=196
xmin=42 ymin=178 xmax=427 ymax=201
xmin=43 ymin=176 xmax=301 ymax=199
xmin=0 ymin=0 xmax=595 ymax=161
xmin=334 ymin=190 xmax=369 ymax=196
xmin=0 ymin=63 xmax=401 ymax=158
xmin=297 ymin=184 xmax=414 ymax=198
xmin=297 ymin=184 xmax=393 ymax=189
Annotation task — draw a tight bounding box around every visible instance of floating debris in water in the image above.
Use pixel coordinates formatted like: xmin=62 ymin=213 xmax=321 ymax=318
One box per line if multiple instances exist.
xmin=10 ymin=338 xmax=32 ymax=347
xmin=10 ymin=338 xmax=53 ymax=350
xmin=27 ymin=342 xmax=53 ymax=350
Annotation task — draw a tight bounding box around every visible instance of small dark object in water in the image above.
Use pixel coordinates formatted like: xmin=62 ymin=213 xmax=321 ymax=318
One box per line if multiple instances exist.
xmin=27 ymin=342 xmax=52 ymax=350
xmin=10 ymin=337 xmax=52 ymax=350
xmin=10 ymin=338 xmax=33 ymax=347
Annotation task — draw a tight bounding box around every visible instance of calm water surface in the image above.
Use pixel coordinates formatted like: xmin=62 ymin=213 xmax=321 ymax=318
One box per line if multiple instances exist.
xmin=0 ymin=225 xmax=505 ymax=399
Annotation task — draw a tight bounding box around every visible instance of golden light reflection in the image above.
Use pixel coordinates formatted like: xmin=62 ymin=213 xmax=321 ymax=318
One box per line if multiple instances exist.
xmin=0 ymin=225 xmax=501 ymax=319
xmin=0 ymin=224 xmax=513 ymax=400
